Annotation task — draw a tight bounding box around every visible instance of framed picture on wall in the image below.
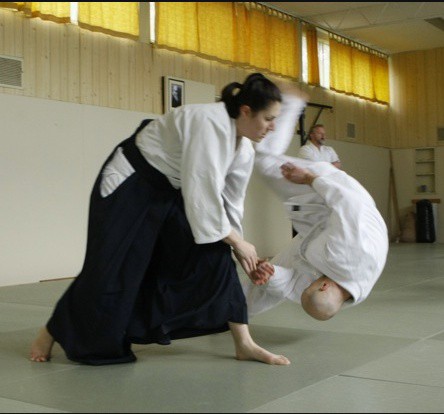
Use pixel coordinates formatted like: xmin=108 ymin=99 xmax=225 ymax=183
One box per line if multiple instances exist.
xmin=163 ymin=76 xmax=185 ymax=113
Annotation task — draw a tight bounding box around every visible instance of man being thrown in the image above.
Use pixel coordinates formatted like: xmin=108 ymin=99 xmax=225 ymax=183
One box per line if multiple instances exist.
xmin=244 ymin=96 xmax=389 ymax=321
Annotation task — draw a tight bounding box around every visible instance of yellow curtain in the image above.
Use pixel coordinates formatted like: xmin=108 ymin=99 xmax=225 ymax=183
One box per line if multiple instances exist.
xmin=329 ymin=38 xmax=353 ymax=93
xmin=197 ymin=2 xmax=235 ymax=63
xmin=351 ymin=47 xmax=373 ymax=99
xmin=305 ymin=24 xmax=320 ymax=86
xmin=0 ymin=2 xmax=70 ymax=23
xmin=371 ymin=54 xmax=390 ymax=104
xmin=268 ymin=10 xmax=298 ymax=78
xmin=156 ymin=2 xmax=299 ymax=79
xmin=330 ymin=36 xmax=389 ymax=104
xmin=156 ymin=2 xmax=198 ymax=54
xmin=78 ymin=2 xmax=139 ymax=40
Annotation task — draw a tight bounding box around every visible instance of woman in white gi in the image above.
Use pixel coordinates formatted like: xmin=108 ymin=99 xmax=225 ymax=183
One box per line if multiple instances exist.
xmin=30 ymin=73 xmax=290 ymax=366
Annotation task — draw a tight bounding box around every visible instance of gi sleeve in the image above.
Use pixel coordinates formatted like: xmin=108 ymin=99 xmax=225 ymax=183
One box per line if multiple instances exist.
xmin=180 ymin=111 xmax=234 ymax=244
xmin=254 ymin=94 xmax=306 ymax=156
xmin=222 ymin=140 xmax=255 ymax=236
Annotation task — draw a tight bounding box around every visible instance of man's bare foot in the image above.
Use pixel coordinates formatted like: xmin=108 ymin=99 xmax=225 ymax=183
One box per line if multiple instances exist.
xmin=30 ymin=327 xmax=54 ymax=362
xmin=235 ymin=340 xmax=290 ymax=366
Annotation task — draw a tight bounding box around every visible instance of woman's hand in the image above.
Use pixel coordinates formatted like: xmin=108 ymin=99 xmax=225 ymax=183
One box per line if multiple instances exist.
xmin=232 ymin=239 xmax=258 ymax=275
xmin=224 ymin=230 xmax=258 ymax=275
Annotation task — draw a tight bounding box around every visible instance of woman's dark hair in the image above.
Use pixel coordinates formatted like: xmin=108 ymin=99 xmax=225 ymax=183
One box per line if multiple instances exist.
xmin=220 ymin=73 xmax=282 ymax=118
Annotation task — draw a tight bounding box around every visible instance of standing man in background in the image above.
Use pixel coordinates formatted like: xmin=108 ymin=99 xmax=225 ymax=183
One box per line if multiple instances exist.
xmin=297 ymin=124 xmax=341 ymax=169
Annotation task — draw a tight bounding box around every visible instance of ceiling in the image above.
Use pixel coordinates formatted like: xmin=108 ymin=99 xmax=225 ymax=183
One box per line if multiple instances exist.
xmin=263 ymin=2 xmax=444 ymax=55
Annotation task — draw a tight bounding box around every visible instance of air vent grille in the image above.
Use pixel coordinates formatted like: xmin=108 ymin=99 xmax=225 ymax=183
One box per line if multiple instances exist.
xmin=0 ymin=55 xmax=23 ymax=88
xmin=347 ymin=122 xmax=356 ymax=139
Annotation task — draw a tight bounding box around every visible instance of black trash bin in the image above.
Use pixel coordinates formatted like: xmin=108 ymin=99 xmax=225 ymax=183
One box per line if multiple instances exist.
xmin=416 ymin=199 xmax=435 ymax=243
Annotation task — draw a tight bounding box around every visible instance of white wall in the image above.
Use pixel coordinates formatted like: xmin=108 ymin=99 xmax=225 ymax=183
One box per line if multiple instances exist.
xmin=0 ymin=93 xmax=392 ymax=287
xmin=0 ymin=93 xmax=157 ymax=286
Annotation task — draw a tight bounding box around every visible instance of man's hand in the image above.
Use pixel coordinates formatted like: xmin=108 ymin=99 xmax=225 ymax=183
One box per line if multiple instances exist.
xmin=249 ymin=260 xmax=275 ymax=286
xmin=280 ymin=162 xmax=318 ymax=185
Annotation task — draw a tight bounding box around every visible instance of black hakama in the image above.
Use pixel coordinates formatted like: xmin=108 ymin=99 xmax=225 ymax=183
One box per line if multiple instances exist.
xmin=46 ymin=122 xmax=248 ymax=365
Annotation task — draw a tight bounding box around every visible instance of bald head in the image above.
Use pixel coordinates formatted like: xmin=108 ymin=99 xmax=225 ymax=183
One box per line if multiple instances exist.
xmin=301 ymin=276 xmax=351 ymax=321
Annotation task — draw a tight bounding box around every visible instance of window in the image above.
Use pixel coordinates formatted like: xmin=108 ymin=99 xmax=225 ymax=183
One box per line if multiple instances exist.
xmin=149 ymin=2 xmax=156 ymax=43
xmin=317 ymin=30 xmax=330 ymax=89
xmin=302 ymin=27 xmax=329 ymax=88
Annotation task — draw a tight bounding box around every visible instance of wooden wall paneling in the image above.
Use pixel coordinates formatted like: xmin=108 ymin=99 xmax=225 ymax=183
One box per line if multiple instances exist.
xmin=226 ymin=64 xmax=238 ymax=90
xmin=2 ymin=9 xmax=13 ymax=56
xmin=215 ymin=61 xmax=227 ymax=91
xmin=35 ymin=20 xmax=51 ymax=99
xmin=375 ymin=104 xmax=390 ymax=148
xmin=0 ymin=10 xmax=5 ymax=55
xmin=150 ymin=47 xmax=163 ymax=114
xmin=141 ymin=43 xmax=154 ymax=113
xmin=66 ymin=24 xmax=80 ymax=103
xmin=390 ymin=54 xmax=406 ymax=148
xmin=182 ymin=52 xmax=193 ymax=80
xmin=79 ymin=29 xmax=94 ymax=105
xmin=118 ymin=38 xmax=131 ymax=111
xmin=334 ymin=93 xmax=352 ymax=142
xmin=201 ymin=56 xmax=212 ymax=85
xmin=436 ymin=48 xmax=444 ymax=130
xmin=23 ymin=18 xmax=38 ymax=98
xmin=128 ymin=40 xmax=139 ymax=111
xmin=173 ymin=49 xmax=184 ymax=79
xmin=424 ymin=49 xmax=438 ymax=144
xmin=90 ymin=32 xmax=102 ymax=107
xmin=192 ymin=56 xmax=204 ymax=84
xmin=0 ymin=11 xmax=8 ymax=95
xmin=362 ymin=101 xmax=377 ymax=146
xmin=57 ymin=25 xmax=69 ymax=102
xmin=406 ymin=53 xmax=419 ymax=148
xmin=209 ymin=60 xmax=220 ymax=90
xmin=160 ymin=48 xmax=176 ymax=111
xmin=13 ymin=9 xmax=23 ymax=59
xmin=107 ymin=36 xmax=121 ymax=109
xmin=48 ymin=23 xmax=62 ymax=101
xmin=218 ymin=61 xmax=233 ymax=92
xmin=97 ymin=33 xmax=109 ymax=108
xmin=356 ymin=98 xmax=367 ymax=144
xmin=415 ymin=51 xmax=430 ymax=147
xmin=0 ymin=9 xmax=24 ymax=96
xmin=132 ymin=41 xmax=144 ymax=111
xmin=12 ymin=9 xmax=24 ymax=96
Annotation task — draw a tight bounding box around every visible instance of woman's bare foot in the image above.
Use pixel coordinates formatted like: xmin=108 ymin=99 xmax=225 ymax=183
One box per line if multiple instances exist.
xmin=235 ymin=341 xmax=290 ymax=365
xmin=30 ymin=327 xmax=54 ymax=362
xmin=229 ymin=322 xmax=290 ymax=366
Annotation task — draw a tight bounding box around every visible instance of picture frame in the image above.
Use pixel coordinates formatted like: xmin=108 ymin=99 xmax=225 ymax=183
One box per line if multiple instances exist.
xmin=163 ymin=76 xmax=185 ymax=113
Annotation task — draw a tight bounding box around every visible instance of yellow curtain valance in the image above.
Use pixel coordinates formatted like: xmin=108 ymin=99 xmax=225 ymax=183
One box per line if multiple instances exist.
xmin=78 ymin=2 xmax=139 ymax=40
xmin=329 ymin=35 xmax=389 ymax=104
xmin=0 ymin=2 xmax=140 ymax=39
xmin=0 ymin=2 xmax=70 ymax=23
xmin=156 ymin=2 xmax=300 ymax=80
